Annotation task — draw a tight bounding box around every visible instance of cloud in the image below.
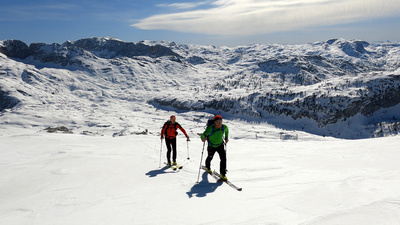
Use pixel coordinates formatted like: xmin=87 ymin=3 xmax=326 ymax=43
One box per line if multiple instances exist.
xmin=157 ymin=1 xmax=210 ymax=10
xmin=132 ymin=0 xmax=400 ymax=36
xmin=0 ymin=3 xmax=80 ymax=21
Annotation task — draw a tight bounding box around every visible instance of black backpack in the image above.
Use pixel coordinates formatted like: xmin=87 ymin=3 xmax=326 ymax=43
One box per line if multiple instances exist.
xmin=205 ymin=117 xmax=224 ymax=138
xmin=206 ymin=118 xmax=214 ymax=128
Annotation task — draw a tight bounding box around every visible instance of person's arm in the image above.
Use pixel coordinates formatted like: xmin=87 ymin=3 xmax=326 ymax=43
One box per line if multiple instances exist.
xmin=201 ymin=126 xmax=212 ymax=142
xmin=177 ymin=123 xmax=190 ymax=141
xmin=160 ymin=123 xmax=167 ymax=139
xmin=224 ymin=125 xmax=229 ymax=144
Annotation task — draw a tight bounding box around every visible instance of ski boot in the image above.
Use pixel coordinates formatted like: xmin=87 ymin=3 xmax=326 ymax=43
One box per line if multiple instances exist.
xmin=220 ymin=174 xmax=228 ymax=181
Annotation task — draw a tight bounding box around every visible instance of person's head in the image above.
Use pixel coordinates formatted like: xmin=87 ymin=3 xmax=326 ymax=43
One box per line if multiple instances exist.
xmin=170 ymin=115 xmax=176 ymax=123
xmin=214 ymin=115 xmax=222 ymax=128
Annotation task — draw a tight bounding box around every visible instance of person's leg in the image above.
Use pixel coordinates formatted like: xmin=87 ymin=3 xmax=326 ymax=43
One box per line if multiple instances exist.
xmin=171 ymin=138 xmax=177 ymax=163
xmin=165 ymin=138 xmax=172 ymax=164
xmin=205 ymin=146 xmax=216 ymax=170
xmin=216 ymin=144 xmax=227 ymax=176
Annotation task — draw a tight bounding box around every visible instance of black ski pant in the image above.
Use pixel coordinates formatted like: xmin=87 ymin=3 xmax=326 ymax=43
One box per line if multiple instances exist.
xmin=205 ymin=143 xmax=226 ymax=175
xmin=165 ymin=138 xmax=177 ymax=163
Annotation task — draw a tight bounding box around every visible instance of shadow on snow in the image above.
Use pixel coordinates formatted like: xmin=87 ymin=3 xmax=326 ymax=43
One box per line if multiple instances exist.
xmin=186 ymin=172 xmax=222 ymax=198
xmin=145 ymin=166 xmax=177 ymax=177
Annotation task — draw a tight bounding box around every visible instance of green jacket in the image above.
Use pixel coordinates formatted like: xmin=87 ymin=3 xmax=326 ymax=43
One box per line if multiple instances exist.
xmin=201 ymin=124 xmax=229 ymax=147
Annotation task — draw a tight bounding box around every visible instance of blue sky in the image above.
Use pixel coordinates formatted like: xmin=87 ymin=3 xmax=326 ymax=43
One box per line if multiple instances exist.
xmin=1 ymin=0 xmax=400 ymax=46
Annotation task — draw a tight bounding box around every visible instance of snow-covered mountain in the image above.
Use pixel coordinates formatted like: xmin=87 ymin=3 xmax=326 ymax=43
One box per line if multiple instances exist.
xmin=1 ymin=37 xmax=400 ymax=138
xmin=2 ymin=38 xmax=400 ymax=225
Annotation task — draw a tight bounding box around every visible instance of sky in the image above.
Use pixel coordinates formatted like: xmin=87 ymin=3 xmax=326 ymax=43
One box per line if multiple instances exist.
xmin=1 ymin=0 xmax=400 ymax=47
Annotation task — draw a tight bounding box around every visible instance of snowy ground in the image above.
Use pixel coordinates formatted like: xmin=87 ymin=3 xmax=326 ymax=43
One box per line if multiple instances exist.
xmin=1 ymin=117 xmax=400 ymax=225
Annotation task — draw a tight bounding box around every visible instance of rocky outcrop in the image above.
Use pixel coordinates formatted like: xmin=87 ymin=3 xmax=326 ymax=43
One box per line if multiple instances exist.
xmin=71 ymin=37 xmax=180 ymax=59
xmin=0 ymin=37 xmax=181 ymax=65
xmin=0 ymin=40 xmax=31 ymax=59
xmin=0 ymin=89 xmax=20 ymax=112
xmin=44 ymin=126 xmax=73 ymax=134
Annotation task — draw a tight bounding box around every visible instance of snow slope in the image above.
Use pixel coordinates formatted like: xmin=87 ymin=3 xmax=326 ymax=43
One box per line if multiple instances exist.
xmin=1 ymin=123 xmax=400 ymax=225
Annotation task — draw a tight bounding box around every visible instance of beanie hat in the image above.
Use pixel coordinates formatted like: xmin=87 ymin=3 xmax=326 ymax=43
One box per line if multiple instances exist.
xmin=214 ymin=115 xmax=222 ymax=121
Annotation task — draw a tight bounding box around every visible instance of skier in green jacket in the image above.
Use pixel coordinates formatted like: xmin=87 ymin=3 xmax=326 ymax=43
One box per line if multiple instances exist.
xmin=201 ymin=115 xmax=229 ymax=181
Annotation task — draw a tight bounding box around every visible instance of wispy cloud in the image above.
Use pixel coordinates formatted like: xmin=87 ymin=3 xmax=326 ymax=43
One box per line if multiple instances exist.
xmin=0 ymin=3 xmax=80 ymax=21
xmin=0 ymin=2 xmax=130 ymax=23
xmin=157 ymin=1 xmax=210 ymax=10
xmin=132 ymin=0 xmax=400 ymax=36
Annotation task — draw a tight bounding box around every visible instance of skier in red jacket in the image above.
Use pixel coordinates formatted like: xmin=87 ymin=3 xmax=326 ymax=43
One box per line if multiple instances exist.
xmin=161 ymin=115 xmax=190 ymax=166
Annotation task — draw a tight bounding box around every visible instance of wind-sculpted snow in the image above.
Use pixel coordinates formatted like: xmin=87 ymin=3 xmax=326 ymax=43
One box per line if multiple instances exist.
xmin=1 ymin=37 xmax=400 ymax=138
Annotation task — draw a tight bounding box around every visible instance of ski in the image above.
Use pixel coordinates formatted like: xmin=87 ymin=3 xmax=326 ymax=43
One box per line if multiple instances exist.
xmin=201 ymin=165 xmax=220 ymax=180
xmin=164 ymin=162 xmax=183 ymax=171
xmin=213 ymin=171 xmax=243 ymax=191
xmin=201 ymin=166 xmax=242 ymax=191
xmin=164 ymin=162 xmax=176 ymax=170
xmin=175 ymin=164 xmax=183 ymax=170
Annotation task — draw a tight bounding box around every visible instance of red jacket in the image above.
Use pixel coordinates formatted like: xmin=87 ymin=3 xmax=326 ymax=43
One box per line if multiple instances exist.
xmin=161 ymin=121 xmax=188 ymax=139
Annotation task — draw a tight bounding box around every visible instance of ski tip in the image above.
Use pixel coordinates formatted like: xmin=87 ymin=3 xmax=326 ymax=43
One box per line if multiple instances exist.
xmin=238 ymin=188 xmax=243 ymax=191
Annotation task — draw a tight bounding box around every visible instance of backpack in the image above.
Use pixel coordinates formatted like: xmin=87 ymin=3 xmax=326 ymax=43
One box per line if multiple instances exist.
xmin=205 ymin=117 xmax=224 ymax=138
xmin=206 ymin=118 xmax=214 ymax=128
xmin=163 ymin=120 xmax=178 ymax=137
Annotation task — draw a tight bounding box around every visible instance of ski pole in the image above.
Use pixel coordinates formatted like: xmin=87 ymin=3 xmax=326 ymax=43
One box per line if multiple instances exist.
xmin=196 ymin=142 xmax=206 ymax=183
xmin=159 ymin=139 xmax=163 ymax=168
xmin=187 ymin=140 xmax=190 ymax=160
xmin=224 ymin=142 xmax=228 ymax=173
